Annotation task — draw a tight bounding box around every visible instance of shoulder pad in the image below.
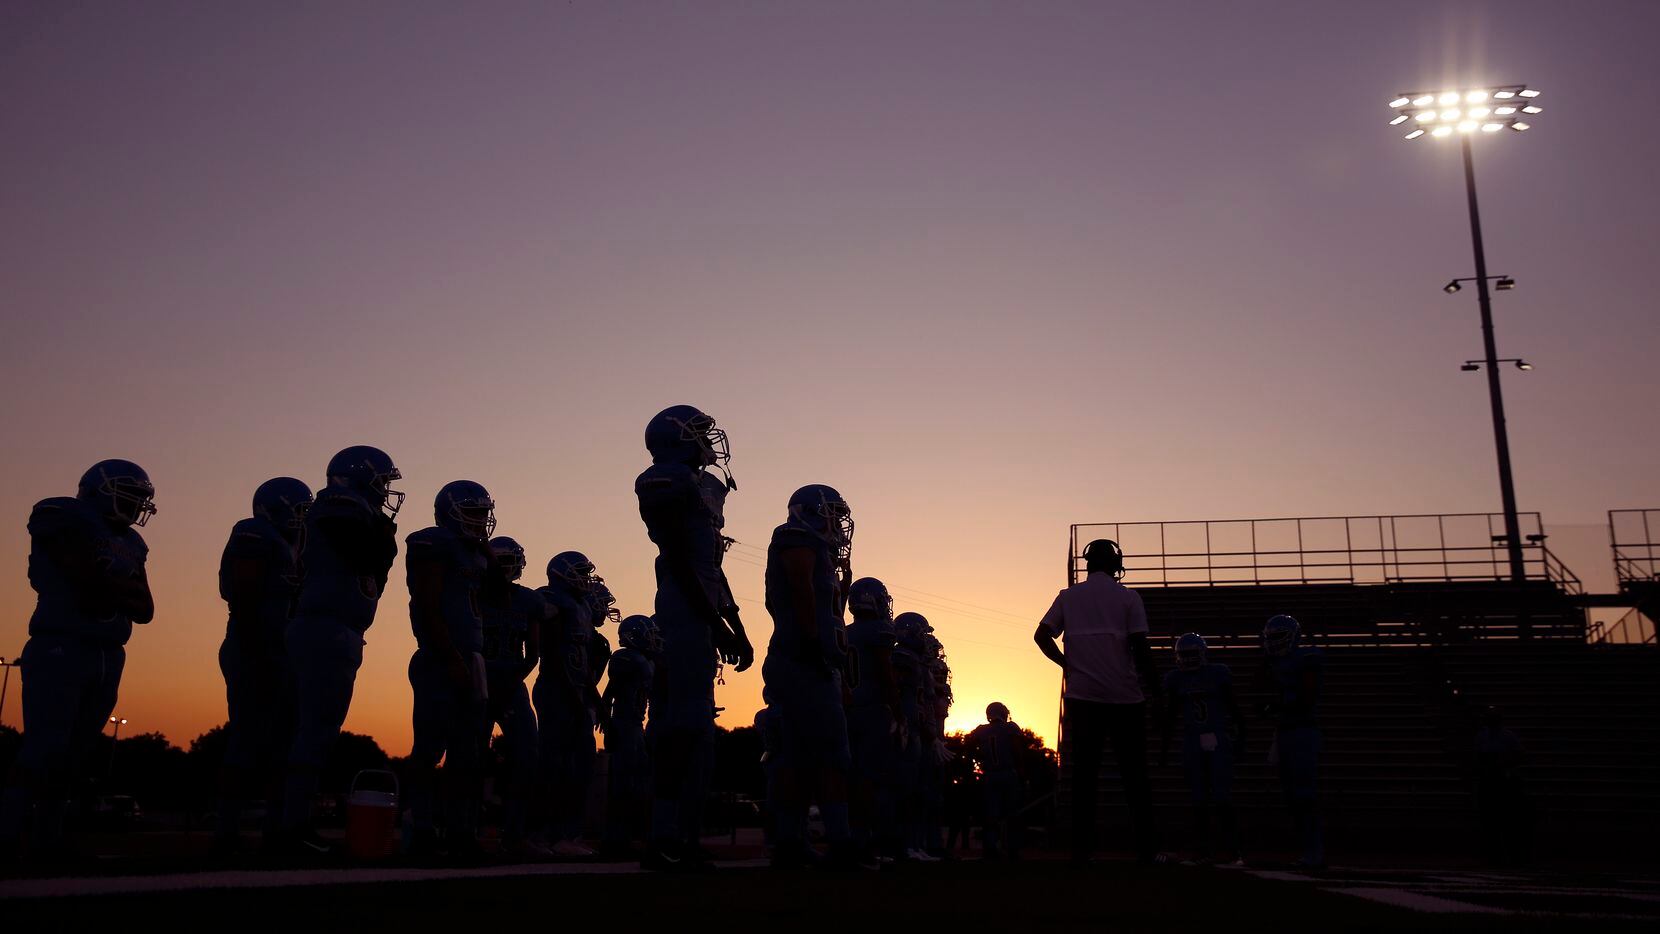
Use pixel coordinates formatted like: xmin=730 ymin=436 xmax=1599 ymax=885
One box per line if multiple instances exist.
xmin=635 ymin=462 xmax=698 ymax=492
xmin=770 ymin=523 xmax=822 ymax=549
xmin=405 ymin=526 xmax=453 ymax=550
xmin=310 ymin=488 xmax=373 ymax=521
xmin=29 ymin=497 xmax=94 ymax=532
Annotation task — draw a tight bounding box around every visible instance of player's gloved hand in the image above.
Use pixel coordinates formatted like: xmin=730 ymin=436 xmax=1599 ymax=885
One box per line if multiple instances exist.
xmin=931 ymin=739 xmax=955 ymax=765
xmin=722 ymin=623 xmax=755 ymax=673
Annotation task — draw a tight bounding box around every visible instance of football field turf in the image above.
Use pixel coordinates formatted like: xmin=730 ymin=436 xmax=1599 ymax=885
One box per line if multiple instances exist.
xmin=4 ymin=858 xmax=1656 ymax=930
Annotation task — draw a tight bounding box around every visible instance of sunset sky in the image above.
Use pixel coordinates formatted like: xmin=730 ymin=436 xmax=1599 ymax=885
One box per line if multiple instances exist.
xmin=2 ymin=0 xmax=1656 ymax=753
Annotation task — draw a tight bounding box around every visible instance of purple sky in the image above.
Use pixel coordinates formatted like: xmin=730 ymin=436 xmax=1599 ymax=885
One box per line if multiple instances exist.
xmin=2 ymin=0 xmax=1656 ymax=748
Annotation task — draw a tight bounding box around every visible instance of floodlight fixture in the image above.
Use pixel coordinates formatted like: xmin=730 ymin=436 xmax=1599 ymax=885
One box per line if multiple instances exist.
xmin=1413 ymin=94 xmax=1435 ymax=106
xmin=1482 ymin=123 xmax=1504 ymax=133
xmin=1405 ymin=129 xmax=1426 ymax=140
xmin=1444 ymin=280 xmax=1463 ymax=294
xmin=1521 ymin=105 xmax=1542 ymax=114
xmin=1518 ymin=88 xmax=1540 ymax=98
xmin=1495 ymin=277 xmax=1515 ymax=290
xmin=1512 ymin=122 xmax=1531 ymax=131
xmin=1391 ymin=114 xmax=1411 ymax=126
xmin=1417 ymin=111 xmax=1437 ymax=123
xmin=1442 ymin=109 xmax=1462 ymax=121
xmin=1432 ymin=126 xmax=1454 ymax=137
xmin=1390 ymin=96 xmax=1412 ymax=108
xmin=1439 ymin=91 xmax=1460 ymax=105
xmin=1493 ymin=90 xmax=1516 ymax=99
xmin=1470 ymin=107 xmax=1491 ymax=118
xmin=1466 ymin=90 xmax=1490 ymax=103
xmin=1494 ymin=106 xmax=1517 ymax=115
xmin=1462 ymin=362 xmax=1481 ymax=372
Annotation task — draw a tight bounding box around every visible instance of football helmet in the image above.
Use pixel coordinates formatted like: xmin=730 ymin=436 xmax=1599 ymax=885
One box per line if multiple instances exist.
xmin=787 ymin=484 xmax=854 ymax=563
xmin=894 ymin=611 xmax=930 ymax=650
xmin=986 ymin=701 xmax=1010 ymax=723
xmin=77 ymin=459 xmax=156 ymax=527
xmin=547 ymin=551 xmax=598 ymax=595
xmin=1082 ymin=538 xmax=1125 ymax=579
xmin=435 ymin=480 xmax=495 ymax=540
xmin=326 ymin=445 xmax=404 ymax=518
xmin=645 ymin=404 xmax=735 ymax=489
xmin=489 ymin=535 xmax=526 ymax=581
xmin=1262 ymin=614 xmax=1301 ymax=658
xmin=587 ymin=579 xmax=621 ymax=626
xmin=252 ymin=476 xmax=313 ymax=534
xmin=1174 ymin=632 xmax=1207 ymax=671
xmin=618 ymin=614 xmax=663 ymax=655
xmin=846 ymin=577 xmax=893 ymax=623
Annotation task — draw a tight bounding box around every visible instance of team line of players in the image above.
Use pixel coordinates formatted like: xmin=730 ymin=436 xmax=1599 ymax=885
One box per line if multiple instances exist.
xmin=1 ymin=402 xmax=1324 ymax=869
xmin=0 ymin=405 xmax=974 ymax=868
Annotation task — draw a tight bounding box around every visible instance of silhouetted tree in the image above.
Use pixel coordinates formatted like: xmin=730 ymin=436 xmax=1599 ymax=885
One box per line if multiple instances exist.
xmin=107 ymin=732 xmax=189 ymax=808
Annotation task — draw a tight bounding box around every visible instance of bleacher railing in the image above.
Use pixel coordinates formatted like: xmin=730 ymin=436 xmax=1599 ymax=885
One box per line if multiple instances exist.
xmin=1069 ymin=512 xmax=1580 ymax=591
xmin=1609 ymin=508 xmax=1660 ymax=590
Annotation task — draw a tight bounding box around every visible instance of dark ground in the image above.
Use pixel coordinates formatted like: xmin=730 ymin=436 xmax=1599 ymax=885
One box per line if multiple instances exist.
xmin=3 ymin=847 xmax=1657 ymax=931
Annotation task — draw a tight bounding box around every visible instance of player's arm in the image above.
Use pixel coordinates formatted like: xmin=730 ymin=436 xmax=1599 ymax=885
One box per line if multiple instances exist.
xmin=781 ymin=545 xmax=830 ymax=672
xmin=875 ymin=642 xmax=901 ymax=723
xmin=716 ymin=571 xmax=754 ymax=672
xmin=637 ymin=486 xmax=727 ymax=631
xmin=1033 ymin=592 xmax=1067 ymax=669
xmin=521 ymin=602 xmax=545 ymax=682
xmin=1129 ymin=632 xmax=1160 ymax=706
xmin=1220 ymin=676 xmax=1246 ymax=751
xmin=407 ymin=546 xmax=468 ymax=689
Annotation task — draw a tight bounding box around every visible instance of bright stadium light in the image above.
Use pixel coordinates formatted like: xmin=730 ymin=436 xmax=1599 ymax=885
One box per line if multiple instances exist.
xmin=1384 ymin=84 xmax=1543 ymax=584
xmin=1389 ymin=96 xmax=1412 ymax=108
xmin=1391 ymin=114 xmax=1411 ymax=126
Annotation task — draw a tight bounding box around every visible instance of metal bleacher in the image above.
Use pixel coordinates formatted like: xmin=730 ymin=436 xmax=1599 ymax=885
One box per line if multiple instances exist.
xmin=1051 ymin=511 xmax=1660 ymax=856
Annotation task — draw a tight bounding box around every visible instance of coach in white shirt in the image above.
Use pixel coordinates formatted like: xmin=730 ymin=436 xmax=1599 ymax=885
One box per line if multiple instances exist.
xmin=1035 ymin=539 xmax=1162 ymax=864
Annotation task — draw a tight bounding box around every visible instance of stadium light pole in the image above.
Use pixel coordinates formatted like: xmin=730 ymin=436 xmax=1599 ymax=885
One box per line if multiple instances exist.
xmin=106 ymin=715 xmax=129 ymax=783
xmin=0 ymin=657 xmax=17 ymax=727
xmin=1388 ymin=84 xmax=1542 ymax=584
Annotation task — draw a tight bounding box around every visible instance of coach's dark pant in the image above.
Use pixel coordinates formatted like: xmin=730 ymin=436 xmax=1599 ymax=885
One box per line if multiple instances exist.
xmin=1066 ymin=698 xmax=1156 ymax=861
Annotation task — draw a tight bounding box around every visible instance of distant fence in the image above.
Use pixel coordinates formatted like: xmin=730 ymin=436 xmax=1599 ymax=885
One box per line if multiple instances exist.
xmin=1069 ymin=512 xmax=1581 ymax=592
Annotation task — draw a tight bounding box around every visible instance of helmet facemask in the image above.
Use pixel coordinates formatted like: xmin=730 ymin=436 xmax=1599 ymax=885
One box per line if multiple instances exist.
xmin=103 ymin=474 xmax=157 ymax=528
xmin=672 ymin=412 xmax=736 ymax=490
xmin=446 ymin=493 xmax=496 ymax=541
xmin=374 ymin=467 xmax=405 ymax=519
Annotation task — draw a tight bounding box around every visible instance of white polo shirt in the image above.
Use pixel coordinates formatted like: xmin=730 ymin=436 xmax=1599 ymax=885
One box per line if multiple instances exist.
xmin=1038 ymin=571 xmax=1149 ymax=704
